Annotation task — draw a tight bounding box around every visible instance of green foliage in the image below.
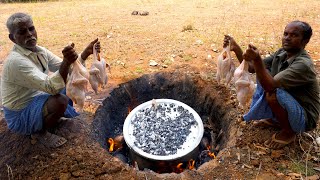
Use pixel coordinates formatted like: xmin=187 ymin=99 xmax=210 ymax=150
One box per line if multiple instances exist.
xmin=183 ymin=54 xmax=193 ymax=62
xmin=289 ymin=161 xmax=316 ymax=176
xmin=135 ymin=67 xmax=144 ymax=73
xmin=163 ymin=59 xmax=173 ymax=65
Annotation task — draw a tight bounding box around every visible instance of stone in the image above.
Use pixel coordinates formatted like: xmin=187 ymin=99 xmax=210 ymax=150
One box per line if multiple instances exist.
xmin=102 ymin=161 xmax=123 ymax=174
xmin=139 ymin=11 xmax=149 ymax=16
xmin=59 ymin=173 xmax=71 ymax=180
xmin=131 ymin=11 xmax=138 ymax=15
xmin=71 ymin=170 xmax=85 ymax=177
xmin=149 ymin=60 xmax=158 ymax=66
xmin=250 ymin=159 xmax=260 ymax=167
xmin=306 ymin=175 xmax=319 ymax=180
xmin=316 ymin=137 xmax=320 ymax=146
xmin=270 ymin=150 xmax=284 ymax=158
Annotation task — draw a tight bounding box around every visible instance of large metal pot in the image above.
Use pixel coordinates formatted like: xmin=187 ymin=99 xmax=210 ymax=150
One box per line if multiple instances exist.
xmin=123 ymin=99 xmax=204 ymax=172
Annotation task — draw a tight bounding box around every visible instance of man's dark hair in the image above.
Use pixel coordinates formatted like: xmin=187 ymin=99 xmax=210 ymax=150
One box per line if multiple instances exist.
xmin=291 ymin=20 xmax=312 ymax=42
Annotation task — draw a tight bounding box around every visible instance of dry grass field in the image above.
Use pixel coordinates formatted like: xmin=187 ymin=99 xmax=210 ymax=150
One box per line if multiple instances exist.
xmin=0 ymin=0 xmax=320 ymax=179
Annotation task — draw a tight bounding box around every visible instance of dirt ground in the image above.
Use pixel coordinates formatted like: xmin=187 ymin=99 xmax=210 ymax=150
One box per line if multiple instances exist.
xmin=0 ymin=0 xmax=320 ymax=179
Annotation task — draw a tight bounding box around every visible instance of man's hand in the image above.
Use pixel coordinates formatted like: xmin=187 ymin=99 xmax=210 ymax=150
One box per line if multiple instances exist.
xmin=223 ymin=35 xmax=238 ymax=51
xmin=62 ymin=43 xmax=78 ymax=65
xmin=223 ymin=35 xmax=245 ymax=65
xmin=60 ymin=43 xmax=78 ymax=83
xmin=243 ymin=44 xmax=261 ymax=62
xmin=81 ymin=38 xmax=100 ymax=60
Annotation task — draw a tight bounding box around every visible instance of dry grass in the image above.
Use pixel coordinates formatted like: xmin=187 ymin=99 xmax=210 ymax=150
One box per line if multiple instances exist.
xmin=1 ymin=0 xmax=319 ymax=71
xmin=0 ymin=2 xmax=319 ymax=118
xmin=1 ymin=0 xmax=320 ymax=115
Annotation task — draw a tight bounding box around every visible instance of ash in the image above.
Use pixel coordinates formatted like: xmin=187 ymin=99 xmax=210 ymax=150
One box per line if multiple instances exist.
xmin=131 ymin=102 xmax=198 ymax=156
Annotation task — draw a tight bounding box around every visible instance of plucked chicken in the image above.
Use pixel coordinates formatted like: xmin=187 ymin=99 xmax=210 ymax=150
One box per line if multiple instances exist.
xmin=233 ymin=60 xmax=255 ymax=107
xmin=89 ymin=42 xmax=109 ymax=94
xmin=66 ymin=59 xmax=89 ymax=111
xmin=216 ymin=44 xmax=235 ymax=86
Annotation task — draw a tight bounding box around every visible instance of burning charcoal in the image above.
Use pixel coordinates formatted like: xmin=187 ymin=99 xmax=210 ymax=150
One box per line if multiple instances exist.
xmin=129 ymin=101 xmax=198 ymax=156
xmin=177 ymin=106 xmax=184 ymax=113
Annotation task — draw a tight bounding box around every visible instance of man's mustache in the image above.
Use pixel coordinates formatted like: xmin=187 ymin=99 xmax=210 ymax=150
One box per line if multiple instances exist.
xmin=25 ymin=37 xmax=37 ymax=43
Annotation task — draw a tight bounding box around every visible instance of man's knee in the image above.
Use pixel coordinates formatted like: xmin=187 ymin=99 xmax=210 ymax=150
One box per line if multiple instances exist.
xmin=265 ymin=91 xmax=278 ymax=105
xmin=45 ymin=94 xmax=69 ymax=114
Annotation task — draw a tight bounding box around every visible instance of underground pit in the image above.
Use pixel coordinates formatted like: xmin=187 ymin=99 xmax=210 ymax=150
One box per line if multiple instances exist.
xmin=92 ymin=71 xmax=236 ymax=173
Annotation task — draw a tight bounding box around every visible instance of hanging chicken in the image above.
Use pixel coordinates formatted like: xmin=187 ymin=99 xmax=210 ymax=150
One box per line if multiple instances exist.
xmin=216 ymin=43 xmax=235 ymax=87
xmin=233 ymin=60 xmax=255 ymax=107
xmin=66 ymin=58 xmax=90 ymax=111
xmin=89 ymin=42 xmax=109 ymax=94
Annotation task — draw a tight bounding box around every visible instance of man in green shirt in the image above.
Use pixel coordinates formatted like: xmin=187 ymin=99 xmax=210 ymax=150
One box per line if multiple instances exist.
xmin=224 ymin=20 xmax=320 ymax=149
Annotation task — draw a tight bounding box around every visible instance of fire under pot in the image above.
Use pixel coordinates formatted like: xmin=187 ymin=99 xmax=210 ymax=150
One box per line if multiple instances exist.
xmin=123 ymin=99 xmax=204 ymax=171
xmin=92 ymin=71 xmax=235 ymax=174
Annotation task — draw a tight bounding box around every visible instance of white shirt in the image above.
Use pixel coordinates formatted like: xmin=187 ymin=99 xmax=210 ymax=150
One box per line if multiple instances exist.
xmin=1 ymin=44 xmax=65 ymax=110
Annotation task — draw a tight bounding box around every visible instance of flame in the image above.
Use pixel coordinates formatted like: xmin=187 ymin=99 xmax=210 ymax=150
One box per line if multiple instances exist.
xmin=128 ymin=107 xmax=132 ymax=113
xmin=208 ymin=151 xmax=216 ymax=158
xmin=108 ymin=138 xmax=114 ymax=152
xmin=188 ymin=159 xmax=195 ymax=170
xmin=107 ymin=135 xmax=124 ymax=153
xmin=97 ymin=53 xmax=101 ymax=61
xmin=176 ymin=163 xmax=184 ymax=173
xmin=207 ymin=146 xmax=216 ymax=158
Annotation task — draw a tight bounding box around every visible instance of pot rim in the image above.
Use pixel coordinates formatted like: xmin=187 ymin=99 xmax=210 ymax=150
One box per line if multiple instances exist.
xmin=123 ymin=99 xmax=204 ymax=161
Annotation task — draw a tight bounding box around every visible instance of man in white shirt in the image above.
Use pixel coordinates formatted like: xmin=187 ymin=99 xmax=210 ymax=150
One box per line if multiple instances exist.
xmin=2 ymin=12 xmax=99 ymax=148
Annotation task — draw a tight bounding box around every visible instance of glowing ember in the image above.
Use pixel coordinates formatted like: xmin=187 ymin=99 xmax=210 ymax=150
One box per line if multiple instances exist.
xmin=176 ymin=163 xmax=184 ymax=173
xmin=188 ymin=159 xmax=195 ymax=170
xmin=107 ymin=135 xmax=124 ymax=153
xmin=108 ymin=138 xmax=114 ymax=152
xmin=208 ymin=151 xmax=216 ymax=158
xmin=207 ymin=146 xmax=216 ymax=158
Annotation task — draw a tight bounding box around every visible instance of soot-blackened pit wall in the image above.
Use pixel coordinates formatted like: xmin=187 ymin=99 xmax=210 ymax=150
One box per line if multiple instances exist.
xmin=92 ymin=71 xmax=231 ymax=157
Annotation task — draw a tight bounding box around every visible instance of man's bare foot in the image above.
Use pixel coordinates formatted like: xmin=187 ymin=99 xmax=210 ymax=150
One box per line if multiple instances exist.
xmin=31 ymin=131 xmax=67 ymax=148
xmin=264 ymin=131 xmax=295 ymax=149
xmin=253 ymin=118 xmax=280 ymax=128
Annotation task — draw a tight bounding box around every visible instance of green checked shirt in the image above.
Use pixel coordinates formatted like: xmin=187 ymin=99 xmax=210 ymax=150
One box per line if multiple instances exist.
xmin=264 ymin=48 xmax=320 ymax=130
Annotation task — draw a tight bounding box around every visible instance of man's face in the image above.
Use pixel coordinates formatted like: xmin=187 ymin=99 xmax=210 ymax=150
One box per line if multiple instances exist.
xmin=282 ymin=22 xmax=307 ymax=53
xmin=10 ymin=19 xmax=37 ymax=51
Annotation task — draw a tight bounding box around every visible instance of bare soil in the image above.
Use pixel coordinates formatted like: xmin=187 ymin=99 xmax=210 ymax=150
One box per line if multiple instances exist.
xmin=0 ymin=0 xmax=320 ymax=179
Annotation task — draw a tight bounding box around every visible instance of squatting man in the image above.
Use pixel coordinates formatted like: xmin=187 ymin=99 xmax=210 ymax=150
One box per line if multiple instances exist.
xmin=224 ymin=20 xmax=319 ymax=149
xmin=2 ymin=12 xmax=100 ymax=148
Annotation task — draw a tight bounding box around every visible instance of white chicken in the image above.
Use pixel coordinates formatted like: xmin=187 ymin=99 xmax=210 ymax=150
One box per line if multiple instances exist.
xmin=216 ymin=44 xmax=235 ymax=86
xmin=66 ymin=59 xmax=89 ymax=111
xmin=89 ymin=42 xmax=109 ymax=94
xmin=233 ymin=60 xmax=255 ymax=108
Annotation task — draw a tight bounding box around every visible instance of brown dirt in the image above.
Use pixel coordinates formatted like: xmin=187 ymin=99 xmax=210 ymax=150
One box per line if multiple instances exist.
xmin=0 ymin=0 xmax=320 ymax=179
